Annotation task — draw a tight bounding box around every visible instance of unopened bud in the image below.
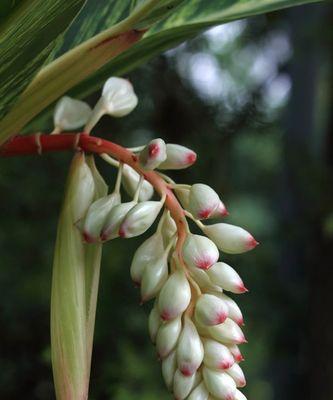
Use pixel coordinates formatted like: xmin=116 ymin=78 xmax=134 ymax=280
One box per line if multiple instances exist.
xmin=156 ymin=316 xmax=182 ymax=358
xmin=177 ymin=316 xmax=204 ymax=376
xmin=158 ymin=144 xmax=197 ymax=170
xmin=195 ymin=294 xmax=228 ymax=326
xmin=225 ymin=364 xmax=246 ymax=388
xmin=148 ymin=304 xmax=162 ymax=343
xmin=173 ymin=369 xmax=198 ymax=400
xmin=100 ymin=201 xmax=136 ymax=241
xmin=203 ymin=339 xmax=235 ymax=370
xmin=188 ymin=267 xmax=222 ymax=293
xmin=122 ymin=164 xmax=154 ymax=201
xmin=234 ymin=389 xmax=247 ymax=400
xmin=188 ymin=381 xmax=209 ymax=400
xmin=203 ymin=367 xmax=237 ymax=400
xmin=228 ymin=345 xmax=244 ymax=363
xmin=139 ymin=138 xmax=167 ymax=170
xmin=208 ymin=319 xmax=246 ymax=345
xmin=161 ymin=212 xmax=177 ymax=246
xmin=140 ymin=254 xmax=168 ymax=302
xmin=207 ymin=263 xmax=247 ymax=294
xmin=210 ymin=200 xmax=228 ymax=218
xmin=130 ymin=232 xmax=164 ymax=285
xmin=214 ymin=293 xmax=244 ymax=326
xmin=53 ymin=96 xmax=92 ymax=131
xmin=119 ymin=200 xmax=163 ymax=238
xmin=158 ymin=270 xmax=191 ymax=321
xmin=202 ymin=223 xmax=258 ymax=254
xmin=187 ymin=184 xmax=220 ymax=220
xmin=183 ymin=234 xmax=219 ymax=270
xmin=82 ymin=192 xmax=121 ymax=243
xmin=162 ymin=350 xmax=177 ymax=390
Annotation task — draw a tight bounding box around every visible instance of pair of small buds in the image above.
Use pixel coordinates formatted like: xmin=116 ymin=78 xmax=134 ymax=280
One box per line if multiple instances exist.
xmin=53 ymin=76 xmax=138 ymax=133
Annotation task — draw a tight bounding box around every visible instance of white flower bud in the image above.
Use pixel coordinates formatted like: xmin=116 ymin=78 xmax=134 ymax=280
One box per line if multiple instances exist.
xmin=130 ymin=232 xmax=164 ymax=285
xmin=140 ymin=254 xmax=168 ymax=302
xmin=195 ymin=294 xmax=229 ymax=326
xmin=188 ymin=381 xmax=209 ymax=400
xmin=158 ymin=270 xmax=191 ymax=321
xmin=82 ymin=192 xmax=121 ymax=243
xmin=174 ymin=185 xmax=191 ymax=209
xmin=156 ymin=316 xmax=182 ymax=358
xmin=148 ymin=304 xmax=162 ymax=343
xmin=203 ymin=367 xmax=237 ymax=400
xmin=122 ymin=164 xmax=154 ymax=201
xmin=161 ymin=212 xmax=177 ymax=246
xmin=177 ymin=316 xmax=204 ymax=376
xmin=173 ymin=369 xmax=198 ymax=400
xmin=210 ymin=200 xmax=228 ymax=218
xmin=183 ymin=234 xmax=219 ymax=270
xmin=119 ymin=200 xmax=163 ymax=238
xmin=208 ymin=319 xmax=246 ymax=345
xmin=214 ymin=293 xmax=244 ymax=326
xmin=139 ymin=138 xmax=167 ymax=170
xmin=203 ymin=339 xmax=235 ymax=370
xmin=202 ymin=223 xmax=258 ymax=254
xmin=225 ymin=364 xmax=246 ymax=388
xmin=187 ymin=184 xmax=220 ymax=220
xmin=100 ymin=201 xmax=136 ymax=241
xmin=53 ymin=96 xmax=92 ymax=131
xmin=228 ymin=345 xmax=244 ymax=363
xmin=189 ymin=267 xmax=222 ymax=293
xmin=234 ymin=389 xmax=247 ymax=400
xmin=162 ymin=350 xmax=177 ymax=391
xmin=206 ymin=263 xmax=247 ymax=294
xmin=158 ymin=144 xmax=197 ymax=170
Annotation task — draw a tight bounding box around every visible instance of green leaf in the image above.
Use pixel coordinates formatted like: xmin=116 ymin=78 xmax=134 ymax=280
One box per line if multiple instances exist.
xmin=0 ymin=0 xmax=85 ymax=124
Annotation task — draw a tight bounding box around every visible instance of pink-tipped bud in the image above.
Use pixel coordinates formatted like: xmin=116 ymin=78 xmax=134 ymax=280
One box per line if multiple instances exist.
xmin=100 ymin=201 xmax=135 ymax=241
xmin=234 ymin=389 xmax=247 ymax=400
xmin=148 ymin=304 xmax=162 ymax=343
xmin=183 ymin=234 xmax=219 ymax=270
xmin=156 ymin=316 xmax=182 ymax=359
xmin=158 ymin=143 xmax=197 ymax=170
xmin=177 ymin=316 xmax=204 ymax=376
xmin=188 ymin=267 xmax=221 ymax=293
xmin=208 ymin=319 xmax=246 ymax=345
xmin=173 ymin=369 xmax=198 ymax=400
xmin=162 ymin=350 xmax=177 ymax=391
xmin=187 ymin=381 xmax=209 ymax=400
xmin=174 ymin=186 xmax=191 ymax=209
xmin=202 ymin=367 xmax=237 ymax=400
xmin=122 ymin=164 xmax=154 ymax=201
xmin=139 ymin=138 xmax=167 ymax=170
xmin=195 ymin=294 xmax=228 ymax=326
xmin=140 ymin=254 xmax=168 ymax=302
xmin=214 ymin=293 xmax=244 ymax=326
xmin=187 ymin=184 xmax=220 ymax=220
xmin=210 ymin=200 xmax=228 ymax=218
xmin=228 ymin=345 xmax=244 ymax=363
xmin=225 ymin=364 xmax=246 ymax=388
xmin=203 ymin=339 xmax=235 ymax=371
xmin=82 ymin=192 xmax=121 ymax=243
xmin=130 ymin=232 xmax=164 ymax=286
xmin=203 ymin=223 xmax=258 ymax=254
xmin=207 ymin=263 xmax=247 ymax=294
xmin=119 ymin=201 xmax=163 ymax=238
xmin=158 ymin=270 xmax=191 ymax=321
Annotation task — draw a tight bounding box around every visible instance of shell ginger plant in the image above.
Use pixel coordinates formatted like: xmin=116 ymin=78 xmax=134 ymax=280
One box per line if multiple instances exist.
xmin=1 ymin=77 xmax=258 ymax=400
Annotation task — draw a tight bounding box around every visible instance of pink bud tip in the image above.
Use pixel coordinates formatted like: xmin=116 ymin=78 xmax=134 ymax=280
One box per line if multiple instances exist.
xmin=219 ymin=361 xmax=233 ymax=370
xmin=118 ymin=227 xmax=126 ymax=238
xmin=186 ymin=151 xmax=197 ymax=165
xmin=214 ymin=312 xmax=228 ymax=324
xmin=83 ymin=231 xmax=95 ymax=243
xmin=160 ymin=310 xmax=172 ymax=321
xmin=222 ymin=208 xmax=229 ymax=217
xmin=237 ymin=283 xmax=249 ymax=294
xmin=247 ymin=236 xmax=259 ymax=250
xmin=236 ymin=336 xmax=247 ymax=345
xmin=235 ymin=354 xmax=245 ymax=362
xmin=198 ymin=208 xmax=214 ymax=219
xmin=180 ymin=366 xmax=194 ymax=377
xmin=148 ymin=143 xmax=160 ymax=158
xmin=225 ymin=394 xmax=235 ymax=400
xmin=237 ymin=317 xmax=245 ymax=326
xmin=196 ymin=257 xmax=214 ymax=270
xmin=100 ymin=231 xmax=108 ymax=241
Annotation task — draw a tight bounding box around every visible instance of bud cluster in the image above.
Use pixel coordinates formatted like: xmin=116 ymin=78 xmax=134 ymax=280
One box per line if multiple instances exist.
xmin=52 ymin=76 xmax=258 ymax=399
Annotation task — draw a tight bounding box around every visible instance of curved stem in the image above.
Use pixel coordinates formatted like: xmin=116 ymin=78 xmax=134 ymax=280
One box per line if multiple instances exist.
xmin=0 ymin=133 xmax=189 ymax=254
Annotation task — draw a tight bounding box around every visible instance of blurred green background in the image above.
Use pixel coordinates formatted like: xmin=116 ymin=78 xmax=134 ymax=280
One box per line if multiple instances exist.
xmin=1 ymin=2 xmax=333 ymax=399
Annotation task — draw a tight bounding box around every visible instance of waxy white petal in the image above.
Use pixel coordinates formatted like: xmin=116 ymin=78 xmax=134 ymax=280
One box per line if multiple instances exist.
xmin=177 ymin=316 xmax=204 ymax=376
xmin=225 ymin=364 xmax=246 ymax=388
xmin=139 ymin=138 xmax=167 ymax=170
xmin=158 ymin=270 xmax=191 ymax=321
xmin=140 ymin=255 xmax=168 ymax=302
xmin=203 ymin=223 xmax=258 ymax=254
xmin=203 ymin=367 xmax=237 ymax=400
xmin=183 ymin=234 xmax=219 ymax=270
xmin=214 ymin=293 xmax=244 ymax=326
xmin=54 ymin=96 xmax=92 ymax=131
xmin=162 ymin=350 xmax=177 ymax=391
xmin=148 ymin=304 xmax=162 ymax=343
xmin=208 ymin=319 xmax=246 ymax=345
xmin=100 ymin=201 xmax=136 ymax=241
xmin=158 ymin=143 xmax=197 ymax=170
xmin=189 ymin=267 xmax=222 ymax=293
xmin=188 ymin=184 xmax=220 ymax=220
xmin=195 ymin=294 xmax=229 ymax=326
xmin=207 ymin=263 xmax=247 ymax=294
xmin=203 ymin=339 xmax=235 ymax=370
xmin=188 ymin=381 xmax=209 ymax=400
xmin=122 ymin=164 xmax=154 ymax=201
xmin=234 ymin=389 xmax=247 ymax=400
xmin=156 ymin=316 xmax=182 ymax=358
xmin=173 ymin=369 xmax=198 ymax=400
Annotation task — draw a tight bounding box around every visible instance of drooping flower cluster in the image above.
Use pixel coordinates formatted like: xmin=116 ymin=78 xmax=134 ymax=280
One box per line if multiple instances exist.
xmin=52 ymin=77 xmax=258 ymax=400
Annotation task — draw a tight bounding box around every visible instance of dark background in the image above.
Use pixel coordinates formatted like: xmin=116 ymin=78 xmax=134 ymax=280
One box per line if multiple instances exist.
xmin=0 ymin=2 xmax=333 ymax=399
